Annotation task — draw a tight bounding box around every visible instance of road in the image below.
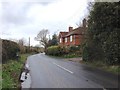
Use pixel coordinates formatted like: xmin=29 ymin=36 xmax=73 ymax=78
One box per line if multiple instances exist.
xmin=26 ymin=53 xmax=119 ymax=88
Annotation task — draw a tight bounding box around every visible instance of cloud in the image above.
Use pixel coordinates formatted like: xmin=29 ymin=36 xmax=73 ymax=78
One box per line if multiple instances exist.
xmin=1 ymin=2 xmax=31 ymax=25
xmin=27 ymin=0 xmax=88 ymax=23
xmin=1 ymin=0 xmax=89 ymax=46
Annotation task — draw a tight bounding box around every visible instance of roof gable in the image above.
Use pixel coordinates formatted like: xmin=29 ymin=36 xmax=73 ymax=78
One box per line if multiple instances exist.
xmin=65 ymin=27 xmax=86 ymax=37
xmin=59 ymin=32 xmax=68 ymax=38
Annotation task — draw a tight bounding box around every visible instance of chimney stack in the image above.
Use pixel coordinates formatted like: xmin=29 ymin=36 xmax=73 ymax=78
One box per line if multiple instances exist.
xmin=83 ymin=18 xmax=86 ymax=27
xmin=69 ymin=27 xmax=73 ymax=32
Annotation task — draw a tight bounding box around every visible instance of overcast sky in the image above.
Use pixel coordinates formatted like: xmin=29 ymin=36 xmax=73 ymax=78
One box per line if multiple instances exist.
xmin=0 ymin=0 xmax=92 ymax=46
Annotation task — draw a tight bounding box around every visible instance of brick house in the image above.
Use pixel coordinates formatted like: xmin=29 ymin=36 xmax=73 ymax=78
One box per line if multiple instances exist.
xmin=59 ymin=19 xmax=87 ymax=46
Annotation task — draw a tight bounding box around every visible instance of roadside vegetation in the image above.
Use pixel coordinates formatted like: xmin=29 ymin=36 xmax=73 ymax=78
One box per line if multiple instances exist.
xmin=83 ymin=2 xmax=119 ymax=65
xmin=46 ymin=45 xmax=81 ymax=58
xmin=82 ymin=2 xmax=119 ymax=75
xmin=83 ymin=60 xmax=120 ymax=75
xmin=2 ymin=40 xmax=20 ymax=63
xmin=2 ymin=39 xmax=40 ymax=88
xmin=2 ymin=54 xmax=30 ymax=88
xmin=0 ymin=64 xmax=2 ymax=90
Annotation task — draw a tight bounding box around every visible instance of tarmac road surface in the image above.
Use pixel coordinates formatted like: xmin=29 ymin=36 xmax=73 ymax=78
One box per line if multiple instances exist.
xmin=26 ymin=53 xmax=119 ymax=89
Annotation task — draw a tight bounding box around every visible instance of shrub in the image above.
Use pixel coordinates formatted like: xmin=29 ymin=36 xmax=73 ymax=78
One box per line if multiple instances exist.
xmin=2 ymin=39 xmax=20 ymax=63
xmin=85 ymin=2 xmax=120 ymax=65
xmin=82 ymin=45 xmax=89 ymax=61
xmin=102 ymin=30 xmax=119 ymax=65
xmin=69 ymin=45 xmax=81 ymax=54
xmin=82 ymin=42 xmax=104 ymax=62
xmin=46 ymin=46 xmax=60 ymax=56
xmin=46 ymin=46 xmax=68 ymax=56
xmin=46 ymin=45 xmax=82 ymax=58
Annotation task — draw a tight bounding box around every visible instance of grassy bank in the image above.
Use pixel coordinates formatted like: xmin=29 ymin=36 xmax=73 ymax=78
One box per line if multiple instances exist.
xmin=2 ymin=54 xmax=30 ymax=88
xmin=0 ymin=64 xmax=2 ymax=89
xmin=83 ymin=60 xmax=120 ymax=75
xmin=63 ymin=53 xmax=81 ymax=58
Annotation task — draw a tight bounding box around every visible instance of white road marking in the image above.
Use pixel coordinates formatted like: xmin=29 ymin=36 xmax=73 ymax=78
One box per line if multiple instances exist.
xmin=53 ymin=62 xmax=74 ymax=74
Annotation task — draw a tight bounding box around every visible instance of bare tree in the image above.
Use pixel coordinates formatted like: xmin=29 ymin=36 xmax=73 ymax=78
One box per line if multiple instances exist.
xmin=76 ymin=21 xmax=82 ymax=27
xmin=18 ymin=38 xmax=26 ymax=46
xmin=35 ymin=29 xmax=49 ymax=50
xmin=87 ymin=2 xmax=94 ymax=15
xmin=18 ymin=38 xmax=26 ymax=53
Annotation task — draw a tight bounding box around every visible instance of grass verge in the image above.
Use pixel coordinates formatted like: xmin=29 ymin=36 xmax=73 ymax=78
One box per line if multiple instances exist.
xmin=2 ymin=54 xmax=30 ymax=88
xmin=83 ymin=60 xmax=120 ymax=75
xmin=63 ymin=53 xmax=81 ymax=58
xmin=47 ymin=53 xmax=119 ymax=75
xmin=0 ymin=64 xmax=2 ymax=89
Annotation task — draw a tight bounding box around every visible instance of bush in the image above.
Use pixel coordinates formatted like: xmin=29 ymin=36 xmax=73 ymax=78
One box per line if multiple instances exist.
xmin=46 ymin=46 xmax=68 ymax=56
xmin=102 ymin=30 xmax=119 ymax=65
xmin=85 ymin=2 xmax=120 ymax=65
xmin=46 ymin=45 xmax=82 ymax=58
xmin=2 ymin=39 xmax=20 ymax=63
xmin=82 ymin=45 xmax=89 ymax=61
xmin=82 ymin=42 xmax=104 ymax=62
xmin=69 ymin=46 xmax=80 ymax=52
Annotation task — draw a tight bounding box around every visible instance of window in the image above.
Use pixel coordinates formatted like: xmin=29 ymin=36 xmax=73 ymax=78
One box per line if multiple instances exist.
xmin=70 ymin=35 xmax=72 ymax=42
xmin=60 ymin=38 xmax=62 ymax=43
xmin=65 ymin=38 xmax=67 ymax=42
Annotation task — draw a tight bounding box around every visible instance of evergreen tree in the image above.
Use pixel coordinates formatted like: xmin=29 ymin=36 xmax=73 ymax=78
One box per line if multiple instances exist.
xmin=48 ymin=34 xmax=58 ymax=46
xmin=83 ymin=2 xmax=120 ymax=65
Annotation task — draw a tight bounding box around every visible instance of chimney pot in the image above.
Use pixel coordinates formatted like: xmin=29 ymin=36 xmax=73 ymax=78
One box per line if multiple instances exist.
xmin=83 ymin=18 xmax=86 ymax=27
xmin=69 ymin=27 xmax=73 ymax=32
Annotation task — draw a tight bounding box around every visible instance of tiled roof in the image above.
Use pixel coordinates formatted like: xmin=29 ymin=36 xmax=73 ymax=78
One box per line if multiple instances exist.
xmin=59 ymin=27 xmax=86 ymax=38
xmin=66 ymin=27 xmax=84 ymax=37
xmin=59 ymin=32 xmax=68 ymax=38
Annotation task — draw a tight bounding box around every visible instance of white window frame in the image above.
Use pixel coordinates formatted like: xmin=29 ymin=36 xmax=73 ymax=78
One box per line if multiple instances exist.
xmin=60 ymin=38 xmax=62 ymax=43
xmin=65 ymin=38 xmax=67 ymax=43
xmin=70 ymin=35 xmax=72 ymax=42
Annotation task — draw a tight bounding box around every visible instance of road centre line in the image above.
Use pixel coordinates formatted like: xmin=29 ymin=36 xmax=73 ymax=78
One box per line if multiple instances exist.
xmin=52 ymin=62 xmax=74 ymax=74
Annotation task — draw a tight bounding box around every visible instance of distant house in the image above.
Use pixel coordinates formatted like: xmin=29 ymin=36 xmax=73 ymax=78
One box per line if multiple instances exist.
xmin=59 ymin=19 xmax=87 ymax=46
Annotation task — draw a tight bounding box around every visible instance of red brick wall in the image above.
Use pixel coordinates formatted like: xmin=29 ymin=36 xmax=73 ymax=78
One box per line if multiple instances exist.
xmin=59 ymin=37 xmax=65 ymax=46
xmin=60 ymin=35 xmax=84 ymax=46
xmin=65 ymin=37 xmax=69 ymax=46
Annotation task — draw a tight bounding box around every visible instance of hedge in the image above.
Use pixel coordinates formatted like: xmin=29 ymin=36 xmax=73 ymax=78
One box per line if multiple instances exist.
xmin=2 ymin=39 xmax=20 ymax=63
xmin=46 ymin=45 xmax=81 ymax=57
xmin=46 ymin=46 xmax=68 ymax=56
